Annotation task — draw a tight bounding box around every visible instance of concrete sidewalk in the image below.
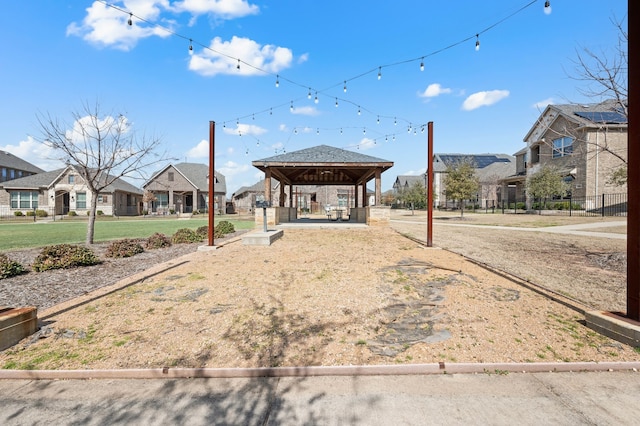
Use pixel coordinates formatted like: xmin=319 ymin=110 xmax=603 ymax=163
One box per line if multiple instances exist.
xmin=1 ymin=370 xmax=639 ymax=425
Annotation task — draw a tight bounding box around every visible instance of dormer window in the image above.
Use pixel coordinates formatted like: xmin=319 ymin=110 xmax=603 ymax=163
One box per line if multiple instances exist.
xmin=68 ymin=175 xmax=75 ymax=184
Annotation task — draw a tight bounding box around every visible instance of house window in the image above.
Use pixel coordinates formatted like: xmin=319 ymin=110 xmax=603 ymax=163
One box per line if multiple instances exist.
xmin=68 ymin=175 xmax=75 ymax=184
xmin=76 ymin=192 xmax=86 ymax=209
xmin=168 ymin=172 xmax=174 ymax=182
xmin=337 ymin=193 xmax=348 ymax=208
xmin=552 ymin=137 xmax=573 ymax=158
xmin=98 ymin=194 xmax=108 ymax=203
xmin=531 ymin=146 xmax=540 ymax=164
xmin=10 ymin=191 xmax=38 ymax=209
xmin=156 ymin=193 xmax=169 ymax=207
xmin=1 ymin=168 xmax=6 ymax=181
xmin=10 ymin=169 xmax=15 ymax=179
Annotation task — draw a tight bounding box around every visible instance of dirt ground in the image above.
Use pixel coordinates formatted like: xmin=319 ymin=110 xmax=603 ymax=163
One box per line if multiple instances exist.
xmin=1 ymin=211 xmax=638 ymax=370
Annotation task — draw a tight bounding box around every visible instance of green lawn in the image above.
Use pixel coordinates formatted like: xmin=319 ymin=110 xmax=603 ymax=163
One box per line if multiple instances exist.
xmin=0 ymin=217 xmax=255 ymax=251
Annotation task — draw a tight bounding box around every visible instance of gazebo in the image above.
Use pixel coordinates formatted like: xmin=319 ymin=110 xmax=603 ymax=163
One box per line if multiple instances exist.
xmin=252 ymin=145 xmax=394 ymax=225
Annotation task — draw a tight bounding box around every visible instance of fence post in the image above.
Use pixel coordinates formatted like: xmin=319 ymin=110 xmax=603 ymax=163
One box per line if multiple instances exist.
xmin=602 ymin=193 xmax=605 ymax=217
xmin=569 ymin=195 xmax=572 ymax=217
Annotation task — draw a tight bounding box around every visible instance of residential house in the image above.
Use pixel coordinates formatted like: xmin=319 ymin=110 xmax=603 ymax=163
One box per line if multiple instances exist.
xmin=0 ymin=150 xmax=44 ymax=183
xmin=0 ymin=165 xmax=143 ymax=217
xmin=143 ymin=163 xmax=226 ymax=214
xmin=509 ymin=101 xmax=628 ymax=206
xmin=394 ymin=154 xmax=515 ymax=209
xmin=232 ymin=180 xmax=280 ymax=214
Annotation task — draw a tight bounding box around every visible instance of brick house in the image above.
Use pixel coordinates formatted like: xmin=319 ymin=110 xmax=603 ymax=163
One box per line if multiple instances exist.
xmin=0 ymin=150 xmax=44 ymax=183
xmin=143 ymin=163 xmax=226 ymax=215
xmin=0 ymin=165 xmax=142 ymax=217
xmin=503 ymin=101 xmax=628 ymax=206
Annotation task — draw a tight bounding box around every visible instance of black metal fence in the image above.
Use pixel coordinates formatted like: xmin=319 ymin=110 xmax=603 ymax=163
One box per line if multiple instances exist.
xmin=496 ymin=193 xmax=627 ymax=217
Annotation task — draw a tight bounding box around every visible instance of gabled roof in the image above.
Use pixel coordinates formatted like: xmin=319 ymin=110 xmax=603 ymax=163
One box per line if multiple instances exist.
xmin=394 ymin=175 xmax=425 ymax=188
xmin=524 ymin=100 xmax=627 ymax=143
xmin=144 ymin=162 xmax=226 ymax=194
xmin=0 ymin=165 xmax=143 ymax=194
xmin=432 ymin=153 xmax=516 ymax=181
xmin=233 ymin=179 xmax=280 ymax=197
xmin=0 ymin=150 xmax=44 ymax=174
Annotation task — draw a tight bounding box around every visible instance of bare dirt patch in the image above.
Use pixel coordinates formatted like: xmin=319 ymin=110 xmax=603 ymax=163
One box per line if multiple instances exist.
xmin=1 ymin=222 xmax=638 ymax=370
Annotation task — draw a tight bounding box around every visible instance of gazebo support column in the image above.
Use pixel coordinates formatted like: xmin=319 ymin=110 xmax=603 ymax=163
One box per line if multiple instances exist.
xmin=375 ymin=169 xmax=382 ymax=205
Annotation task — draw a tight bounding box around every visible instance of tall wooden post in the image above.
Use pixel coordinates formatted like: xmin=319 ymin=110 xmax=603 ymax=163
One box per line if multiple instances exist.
xmin=208 ymin=121 xmax=215 ymax=247
xmin=427 ymin=121 xmax=434 ymax=247
xmin=628 ymin=1 xmax=639 ymax=320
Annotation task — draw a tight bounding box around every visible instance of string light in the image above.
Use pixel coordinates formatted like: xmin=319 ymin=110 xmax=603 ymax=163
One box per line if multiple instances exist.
xmin=335 ymin=98 xmax=339 ymax=108
xmin=377 ymin=67 xmax=382 ymax=80
xmin=236 ymin=59 xmax=240 ymax=70
xmin=307 ymin=88 xmax=312 ymax=99
xmin=357 ymin=106 xmax=361 ymax=115
xmin=127 ymin=13 xmax=132 ymax=26
xmin=377 ymin=116 xmax=380 ymax=124
xmin=343 ymin=81 xmax=347 ymax=93
xmin=420 ymin=58 xmax=424 ymax=72
xmin=475 ymin=34 xmax=480 ymax=51
xmin=189 ymin=39 xmax=193 ymax=52
xmin=314 ymin=92 xmax=319 ymax=104
xmin=290 ymin=101 xmax=293 ymax=112
xmin=275 ymin=74 xmax=279 ymax=88
xmin=544 ymin=1 xmax=551 ymax=14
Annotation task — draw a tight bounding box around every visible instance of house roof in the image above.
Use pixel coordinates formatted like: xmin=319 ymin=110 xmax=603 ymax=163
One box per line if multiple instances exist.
xmin=252 ymin=144 xmax=393 ymax=186
xmin=524 ymin=100 xmax=627 ymax=142
xmin=233 ymin=179 xmax=280 ymax=197
xmin=394 ymin=175 xmax=425 ymax=188
xmin=0 ymin=165 xmax=143 ymax=194
xmin=0 ymin=150 xmax=44 ymax=174
xmin=144 ymin=163 xmax=227 ymax=194
xmin=432 ymin=153 xmax=516 ymax=182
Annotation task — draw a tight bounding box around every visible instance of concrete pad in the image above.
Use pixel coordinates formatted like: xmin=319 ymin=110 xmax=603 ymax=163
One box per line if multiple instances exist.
xmin=242 ymin=229 xmax=284 ymax=246
xmin=585 ymin=311 xmax=640 ymax=347
xmin=197 ymin=244 xmax=220 ymax=251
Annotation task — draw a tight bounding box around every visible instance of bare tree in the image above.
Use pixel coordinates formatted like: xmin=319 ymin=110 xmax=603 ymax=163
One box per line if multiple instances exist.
xmin=36 ymin=101 xmax=173 ymax=244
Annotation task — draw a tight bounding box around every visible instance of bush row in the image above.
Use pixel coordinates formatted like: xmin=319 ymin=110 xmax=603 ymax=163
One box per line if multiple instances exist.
xmin=0 ymin=222 xmax=237 ymax=279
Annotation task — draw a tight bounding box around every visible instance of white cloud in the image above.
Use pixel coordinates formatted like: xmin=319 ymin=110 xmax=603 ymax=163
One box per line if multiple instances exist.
xmin=462 ymin=90 xmax=509 ymax=111
xmin=532 ymin=97 xmax=555 ymax=110
xmin=357 ymin=138 xmax=376 ymax=150
xmin=0 ymin=136 xmax=65 ymax=171
xmin=218 ymin=160 xmax=250 ymax=187
xmin=185 ymin=139 xmax=209 ymax=158
xmin=223 ymin=123 xmax=267 ymax=136
xmin=189 ymin=36 xmax=293 ymax=76
xmin=172 ymin=0 xmax=259 ymax=18
xmin=291 ymin=106 xmax=319 ymax=116
xmin=66 ymin=1 xmax=170 ymax=51
xmin=418 ymin=83 xmax=452 ymax=98
xmin=278 ymin=124 xmax=289 ymax=132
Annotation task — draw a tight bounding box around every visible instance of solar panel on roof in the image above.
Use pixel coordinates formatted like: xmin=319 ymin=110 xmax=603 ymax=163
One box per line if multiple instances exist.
xmin=574 ymin=111 xmax=627 ymax=124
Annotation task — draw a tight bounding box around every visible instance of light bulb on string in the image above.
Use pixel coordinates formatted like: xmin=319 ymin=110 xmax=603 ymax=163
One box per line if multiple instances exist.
xmin=237 ymin=59 xmax=241 ymax=70
xmin=270 ymin=108 xmax=273 ymax=115
xmin=544 ymin=1 xmax=551 ymax=15
xmin=363 ymin=128 xmax=366 ymax=135
xmin=307 ymin=88 xmax=312 ymax=99
xmin=357 ymin=106 xmax=361 ymax=116
xmin=290 ymin=101 xmax=293 ymax=112
xmin=394 ymin=117 xmax=397 ymax=126
xmin=314 ymin=92 xmax=319 ymax=104
xmin=127 ymin=13 xmax=132 ymax=26
xmin=189 ymin=39 xmax=193 ymax=53
xmin=377 ymin=67 xmax=382 ymax=80
xmin=377 ymin=116 xmax=380 ymax=124
xmin=475 ymin=34 xmax=480 ymax=51
xmin=276 ymin=75 xmax=280 ymax=88
xmin=317 ymin=128 xmax=320 ymax=135
xmin=343 ymin=81 xmax=347 ymax=93
xmin=340 ymin=128 xmax=343 ymax=135
xmin=335 ymin=98 xmax=339 ymax=108
xmin=420 ymin=58 xmax=424 ymax=72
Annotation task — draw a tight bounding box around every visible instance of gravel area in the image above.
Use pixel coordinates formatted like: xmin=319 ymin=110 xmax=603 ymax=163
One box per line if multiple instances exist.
xmin=1 ymin=219 xmax=638 ymax=370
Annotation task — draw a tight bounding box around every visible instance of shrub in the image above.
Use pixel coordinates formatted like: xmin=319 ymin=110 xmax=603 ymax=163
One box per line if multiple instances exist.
xmin=216 ymin=220 xmax=235 ymax=235
xmin=33 ymin=244 xmax=100 ymax=272
xmin=13 ymin=211 xmax=23 ymax=217
xmin=196 ymin=226 xmax=209 ymax=239
xmin=68 ymin=211 xmax=77 ymax=217
xmin=26 ymin=210 xmax=36 ymax=217
xmin=145 ymin=232 xmax=172 ymax=249
xmin=105 ymin=239 xmax=144 ymax=258
xmin=35 ymin=209 xmax=48 ymax=217
xmin=0 ymin=254 xmax=25 ymax=279
xmin=171 ymin=228 xmax=203 ymax=244
xmin=97 ymin=210 xmax=104 ymax=216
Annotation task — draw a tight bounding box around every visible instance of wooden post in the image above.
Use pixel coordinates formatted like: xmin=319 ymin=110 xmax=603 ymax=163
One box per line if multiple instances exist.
xmin=628 ymin=0 xmax=639 ymax=320
xmin=208 ymin=121 xmax=215 ymax=247
xmin=427 ymin=121 xmax=434 ymax=247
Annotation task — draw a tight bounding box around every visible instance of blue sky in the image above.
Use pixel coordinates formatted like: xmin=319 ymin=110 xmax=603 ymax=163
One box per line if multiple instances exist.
xmin=0 ymin=1 xmax=628 ymax=193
